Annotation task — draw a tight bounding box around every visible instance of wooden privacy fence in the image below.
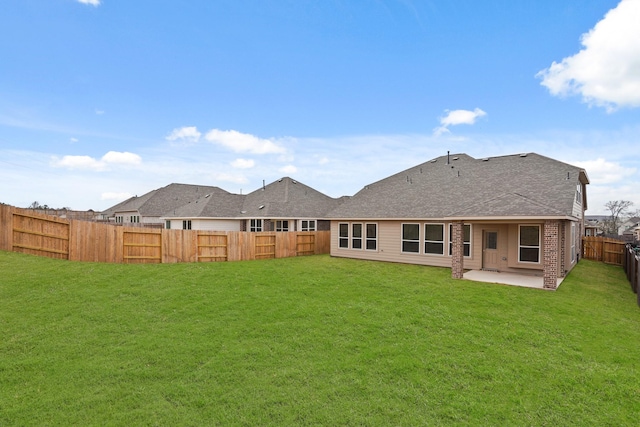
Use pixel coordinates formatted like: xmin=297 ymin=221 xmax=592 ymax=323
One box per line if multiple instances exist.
xmin=582 ymin=236 xmax=625 ymax=265
xmin=622 ymin=244 xmax=640 ymax=308
xmin=0 ymin=204 xmax=330 ymax=264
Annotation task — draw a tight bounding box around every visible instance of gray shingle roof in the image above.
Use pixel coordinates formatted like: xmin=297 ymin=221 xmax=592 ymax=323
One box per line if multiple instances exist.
xmin=327 ymin=153 xmax=589 ymax=219
xmin=239 ymin=177 xmax=340 ymax=218
xmin=104 ymin=183 xmax=228 ymax=217
xmin=160 ymin=177 xmax=341 ymax=219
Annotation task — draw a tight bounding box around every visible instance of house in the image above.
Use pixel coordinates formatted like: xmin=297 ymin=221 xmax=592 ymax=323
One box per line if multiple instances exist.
xmin=161 ymin=177 xmax=342 ymax=231
xmin=620 ymin=217 xmax=640 ymax=243
xmin=327 ymin=152 xmax=589 ymax=289
xmin=584 ymin=215 xmax=608 ymax=236
xmin=102 ymin=183 xmax=229 ymax=227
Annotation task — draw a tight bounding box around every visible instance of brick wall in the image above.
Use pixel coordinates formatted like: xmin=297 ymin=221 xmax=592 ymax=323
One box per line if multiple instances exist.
xmin=451 ymin=221 xmax=464 ymax=279
xmin=543 ymin=220 xmax=559 ymax=289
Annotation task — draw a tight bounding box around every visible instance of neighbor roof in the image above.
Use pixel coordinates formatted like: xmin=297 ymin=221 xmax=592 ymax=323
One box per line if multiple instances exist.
xmin=328 ymin=152 xmax=589 ymax=220
xmin=162 ymin=177 xmax=342 ymax=219
xmin=239 ymin=177 xmax=341 ymax=218
xmin=103 ymin=183 xmax=228 ymax=217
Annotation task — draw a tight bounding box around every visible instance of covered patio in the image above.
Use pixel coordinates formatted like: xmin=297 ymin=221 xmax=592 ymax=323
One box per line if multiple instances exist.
xmin=463 ymin=269 xmax=565 ymax=290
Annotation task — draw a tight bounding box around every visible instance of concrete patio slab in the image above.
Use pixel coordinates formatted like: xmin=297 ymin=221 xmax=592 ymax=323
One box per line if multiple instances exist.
xmin=463 ymin=270 xmax=564 ymax=290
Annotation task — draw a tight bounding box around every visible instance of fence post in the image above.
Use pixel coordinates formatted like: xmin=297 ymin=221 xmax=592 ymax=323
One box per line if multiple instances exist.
xmin=631 ymin=249 xmax=637 ymax=294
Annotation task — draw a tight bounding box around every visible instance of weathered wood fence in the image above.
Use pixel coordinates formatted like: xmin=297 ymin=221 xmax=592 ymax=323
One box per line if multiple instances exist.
xmin=582 ymin=236 xmax=625 ymax=265
xmin=622 ymin=244 xmax=640 ymax=307
xmin=0 ymin=204 xmax=330 ymax=264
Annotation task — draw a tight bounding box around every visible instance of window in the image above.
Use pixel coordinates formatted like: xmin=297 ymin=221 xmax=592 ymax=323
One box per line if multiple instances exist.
xmin=448 ymin=224 xmax=471 ymax=257
xmin=486 ymin=231 xmax=497 ymax=250
xmin=424 ymin=224 xmax=444 ymax=255
xmin=250 ymin=219 xmax=263 ymax=232
xmin=352 ymin=223 xmax=363 ymax=249
xmin=301 ymin=220 xmax=316 ymax=231
xmin=366 ymin=223 xmax=377 ymax=250
xmin=576 ymin=184 xmax=582 ymax=204
xmin=276 ymin=220 xmax=289 ymax=232
xmin=130 ymin=215 xmax=140 ymax=223
xmin=183 ymin=220 xmax=192 ymax=230
xmin=402 ymin=224 xmax=420 ymax=253
xmin=165 ymin=220 xmax=171 ymax=229
xmin=115 ymin=216 xmax=123 ymax=224
xmin=339 ymin=223 xmax=349 ymax=248
xmin=519 ymin=225 xmax=540 ymax=263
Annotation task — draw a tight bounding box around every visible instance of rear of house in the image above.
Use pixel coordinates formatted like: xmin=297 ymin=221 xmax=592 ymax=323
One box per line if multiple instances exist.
xmin=328 ymin=153 xmax=589 ymax=289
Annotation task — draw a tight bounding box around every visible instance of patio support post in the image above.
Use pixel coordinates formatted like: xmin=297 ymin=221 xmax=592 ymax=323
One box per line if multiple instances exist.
xmin=543 ymin=220 xmax=559 ymax=289
xmin=451 ymin=221 xmax=464 ymax=279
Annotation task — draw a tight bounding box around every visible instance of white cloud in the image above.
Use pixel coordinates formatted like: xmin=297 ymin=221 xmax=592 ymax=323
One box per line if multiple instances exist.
xmin=204 ymin=129 xmax=287 ymax=154
xmin=231 ymin=158 xmax=255 ymax=169
xmin=101 ymin=192 xmax=133 ymax=201
xmin=572 ymin=158 xmax=637 ymax=184
xmin=279 ymin=165 xmax=298 ymax=174
xmin=537 ymin=0 xmax=640 ymax=111
xmin=51 ymin=151 xmax=141 ymax=171
xmin=102 ymin=151 xmax=142 ymax=165
xmin=78 ymin=0 xmax=101 ymax=6
xmin=70 ymin=137 xmax=78 ymax=143
xmin=433 ymin=108 xmax=487 ymax=136
xmin=166 ymin=126 xmax=201 ymax=145
xmin=95 ymin=109 xmax=105 ymax=115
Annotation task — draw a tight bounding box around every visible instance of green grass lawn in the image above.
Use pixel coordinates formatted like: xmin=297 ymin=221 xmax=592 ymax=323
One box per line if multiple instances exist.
xmin=1 ymin=251 xmax=639 ymax=426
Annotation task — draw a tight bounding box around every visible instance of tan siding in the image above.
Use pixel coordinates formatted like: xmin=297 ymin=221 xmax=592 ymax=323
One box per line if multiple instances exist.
xmin=331 ymin=220 xmax=453 ymax=268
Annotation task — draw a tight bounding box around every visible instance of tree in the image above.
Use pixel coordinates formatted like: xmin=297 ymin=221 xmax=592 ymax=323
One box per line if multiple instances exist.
xmin=603 ymin=200 xmax=634 ymax=235
xmin=27 ymin=201 xmax=50 ymax=210
xmin=28 ymin=201 xmax=43 ymax=209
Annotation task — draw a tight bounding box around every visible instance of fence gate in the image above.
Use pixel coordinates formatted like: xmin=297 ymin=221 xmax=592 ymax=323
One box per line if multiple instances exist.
xmin=255 ymin=234 xmax=276 ymax=259
xmin=12 ymin=212 xmax=70 ymax=260
xmin=296 ymin=232 xmax=315 ymax=256
xmin=123 ymin=230 xmax=162 ymax=263
xmin=197 ymin=233 xmax=228 ymax=262
xmin=582 ymin=236 xmax=625 ymax=266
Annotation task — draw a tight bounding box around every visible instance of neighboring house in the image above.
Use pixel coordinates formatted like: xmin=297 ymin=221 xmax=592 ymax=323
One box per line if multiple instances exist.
xmin=161 ymin=177 xmax=342 ymax=231
xmin=619 ymin=217 xmax=640 ymax=238
xmin=102 ymin=183 xmax=228 ymax=227
xmin=584 ymin=215 xmax=607 ymax=236
xmin=634 ymin=225 xmax=640 ymax=243
xmin=327 ymin=152 xmax=589 ymax=289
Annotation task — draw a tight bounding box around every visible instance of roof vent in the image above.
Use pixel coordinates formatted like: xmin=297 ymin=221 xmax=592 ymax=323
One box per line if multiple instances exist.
xmin=292 ymin=180 xmax=297 ymax=184
xmin=430 ymin=159 xmax=437 ymax=163
xmin=241 ymin=210 xmax=247 ymax=214
xmin=482 ymin=158 xmax=489 ymax=161
xmin=520 ymin=153 xmax=528 ymax=157
xmin=452 ymin=156 xmax=459 ymax=161
xmin=258 ymin=205 xmax=265 ymax=210
xmin=204 ymin=194 xmax=210 ymax=198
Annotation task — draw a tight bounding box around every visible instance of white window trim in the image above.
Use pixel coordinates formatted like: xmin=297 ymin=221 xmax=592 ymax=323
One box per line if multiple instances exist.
xmin=250 ymin=219 xmax=263 ymax=232
xmin=338 ymin=222 xmax=350 ymax=249
xmin=424 ymin=223 xmax=445 ymax=256
xmin=351 ymin=223 xmax=363 ymax=250
xmin=401 ymin=223 xmax=421 ymax=254
xmin=518 ymin=224 xmax=541 ymax=264
xmin=301 ymin=220 xmax=316 ymax=232
xmin=365 ymin=223 xmax=378 ymax=251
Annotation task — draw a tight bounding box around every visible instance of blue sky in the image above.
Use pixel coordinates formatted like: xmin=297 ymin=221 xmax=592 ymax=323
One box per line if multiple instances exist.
xmin=1 ymin=0 xmax=639 ymax=215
